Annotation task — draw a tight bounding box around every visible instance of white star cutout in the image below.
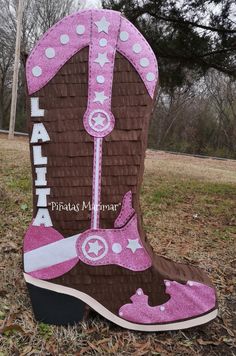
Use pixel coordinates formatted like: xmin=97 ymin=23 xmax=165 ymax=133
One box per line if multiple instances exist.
xmin=94 ymin=52 xmax=110 ymax=67
xmin=93 ymin=114 xmax=106 ymax=127
xmin=88 ymin=241 xmax=103 ymax=256
xmin=127 ymin=239 xmax=143 ymax=253
xmin=95 ymin=17 xmax=110 ymax=34
xmin=93 ymin=91 xmax=109 ymax=104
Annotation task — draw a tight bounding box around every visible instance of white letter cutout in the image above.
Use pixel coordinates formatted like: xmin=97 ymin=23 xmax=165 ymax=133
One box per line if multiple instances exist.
xmin=31 ymin=97 xmax=45 ymax=117
xmin=31 ymin=123 xmax=50 ymax=143
xmin=33 ymin=208 xmax=53 ymax=227
xmin=36 ymin=188 xmax=51 ymax=207
xmin=35 ymin=167 xmax=47 ymax=186
xmin=33 ymin=146 xmax=48 ymax=165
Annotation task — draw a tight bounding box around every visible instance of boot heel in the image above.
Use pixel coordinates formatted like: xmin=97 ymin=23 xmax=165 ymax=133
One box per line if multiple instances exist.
xmin=26 ymin=283 xmax=86 ymax=326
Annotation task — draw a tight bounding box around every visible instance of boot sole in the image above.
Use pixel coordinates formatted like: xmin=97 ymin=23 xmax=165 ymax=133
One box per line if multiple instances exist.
xmin=24 ymin=273 xmax=218 ymax=331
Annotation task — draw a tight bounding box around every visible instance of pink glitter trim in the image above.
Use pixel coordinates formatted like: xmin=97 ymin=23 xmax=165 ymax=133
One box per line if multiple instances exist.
xmin=115 ymin=191 xmax=135 ymax=228
xmin=117 ymin=16 xmax=158 ymax=98
xmin=29 ymin=258 xmax=79 ymax=280
xmin=24 ymin=223 xmax=63 ymax=253
xmin=26 ymin=11 xmax=92 ymax=95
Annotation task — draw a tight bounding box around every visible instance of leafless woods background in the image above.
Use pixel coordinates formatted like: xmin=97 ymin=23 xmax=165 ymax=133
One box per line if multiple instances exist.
xmin=0 ymin=0 xmax=235 ymax=158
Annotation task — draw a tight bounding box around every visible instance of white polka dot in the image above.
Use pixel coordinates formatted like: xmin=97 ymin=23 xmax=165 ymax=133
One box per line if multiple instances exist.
xmin=120 ymin=31 xmax=129 ymax=42
xmin=146 ymin=72 xmax=155 ymax=82
xmin=97 ymin=75 xmax=105 ymax=84
xmin=188 ymin=281 xmax=194 ymax=287
xmin=99 ymin=38 xmax=107 ymax=47
xmin=140 ymin=58 xmax=150 ymax=67
xmin=137 ymin=289 xmax=143 ymax=296
xmin=160 ymin=306 xmax=165 ymax=312
xmin=119 ymin=311 xmax=123 ymax=317
xmin=32 ymin=66 xmax=42 ymax=77
xmin=76 ymin=25 xmax=85 ymax=35
xmin=45 ymin=48 xmax=55 ymax=59
xmin=60 ymin=34 xmax=70 ymax=44
xmin=165 ymin=281 xmax=171 ymax=287
xmin=112 ymin=243 xmax=122 ymax=254
xmin=132 ymin=43 xmax=142 ymax=54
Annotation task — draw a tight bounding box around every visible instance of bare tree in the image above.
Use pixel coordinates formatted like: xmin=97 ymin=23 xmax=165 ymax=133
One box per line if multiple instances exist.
xmin=0 ymin=0 xmax=78 ymax=130
xmin=205 ymin=70 xmax=236 ymax=152
xmin=149 ymin=70 xmax=236 ymax=158
xmin=33 ymin=0 xmax=77 ymax=36
xmin=0 ymin=0 xmax=16 ymax=128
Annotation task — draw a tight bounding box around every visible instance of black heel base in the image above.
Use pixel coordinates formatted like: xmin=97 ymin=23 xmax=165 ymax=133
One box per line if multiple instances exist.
xmin=26 ymin=283 xmax=86 ymax=326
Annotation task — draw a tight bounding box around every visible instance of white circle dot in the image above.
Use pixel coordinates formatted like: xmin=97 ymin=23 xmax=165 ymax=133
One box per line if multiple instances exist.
xmin=76 ymin=25 xmax=85 ymax=35
xmin=32 ymin=66 xmax=42 ymax=77
xmin=97 ymin=75 xmax=105 ymax=84
xmin=60 ymin=34 xmax=70 ymax=45
xmin=140 ymin=58 xmax=150 ymax=68
xmin=137 ymin=289 xmax=143 ymax=296
xmin=99 ymin=38 xmax=107 ymax=47
xmin=160 ymin=306 xmax=165 ymax=312
xmin=119 ymin=311 xmax=123 ymax=317
xmin=45 ymin=48 xmax=55 ymax=59
xmin=112 ymin=243 xmax=122 ymax=254
xmin=146 ymin=72 xmax=155 ymax=82
xmin=188 ymin=281 xmax=194 ymax=287
xmin=132 ymin=43 xmax=142 ymax=54
xmin=120 ymin=31 xmax=129 ymax=42
xmin=165 ymin=281 xmax=171 ymax=287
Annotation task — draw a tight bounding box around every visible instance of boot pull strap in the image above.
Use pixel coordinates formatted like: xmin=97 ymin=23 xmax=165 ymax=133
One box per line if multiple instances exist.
xmin=83 ymin=11 xmax=120 ymax=138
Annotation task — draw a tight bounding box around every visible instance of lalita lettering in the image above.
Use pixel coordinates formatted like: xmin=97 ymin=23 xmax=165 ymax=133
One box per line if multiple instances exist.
xmin=30 ymin=97 xmax=52 ymax=227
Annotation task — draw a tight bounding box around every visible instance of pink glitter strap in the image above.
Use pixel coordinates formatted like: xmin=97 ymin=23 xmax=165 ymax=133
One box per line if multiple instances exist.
xmin=76 ymin=214 xmax=152 ymax=271
xmin=82 ymin=11 xmax=120 ymax=228
xmin=83 ymin=11 xmax=119 ymax=139
xmin=23 ymin=213 xmax=152 ymax=280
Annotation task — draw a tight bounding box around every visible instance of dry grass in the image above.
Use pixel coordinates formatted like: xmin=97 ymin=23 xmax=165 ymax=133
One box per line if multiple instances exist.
xmin=146 ymin=150 xmax=236 ymax=184
xmin=0 ymin=137 xmax=235 ymax=355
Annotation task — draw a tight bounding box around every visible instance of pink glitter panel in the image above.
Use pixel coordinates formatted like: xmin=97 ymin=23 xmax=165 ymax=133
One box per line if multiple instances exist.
xmin=76 ymin=214 xmax=152 ymax=271
xmin=26 ymin=10 xmax=158 ymax=97
xmin=119 ymin=280 xmax=216 ymax=324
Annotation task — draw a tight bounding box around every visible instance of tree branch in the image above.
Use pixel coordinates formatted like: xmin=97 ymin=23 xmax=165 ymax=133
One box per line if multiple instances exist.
xmin=149 ymin=14 xmax=236 ymax=34
xmin=131 ymin=4 xmax=236 ymax=34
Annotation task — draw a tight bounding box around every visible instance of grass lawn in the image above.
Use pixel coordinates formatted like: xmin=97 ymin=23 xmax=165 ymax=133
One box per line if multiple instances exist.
xmin=0 ymin=137 xmax=235 ymax=355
